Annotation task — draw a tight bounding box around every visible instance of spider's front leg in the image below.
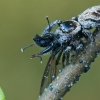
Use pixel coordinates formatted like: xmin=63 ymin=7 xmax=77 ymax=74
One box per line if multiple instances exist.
xmin=42 ymin=19 xmax=61 ymax=35
xmin=82 ymin=28 xmax=95 ymax=42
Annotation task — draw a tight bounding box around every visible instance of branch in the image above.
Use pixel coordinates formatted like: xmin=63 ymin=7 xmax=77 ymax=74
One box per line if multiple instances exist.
xmin=38 ymin=29 xmax=100 ymax=100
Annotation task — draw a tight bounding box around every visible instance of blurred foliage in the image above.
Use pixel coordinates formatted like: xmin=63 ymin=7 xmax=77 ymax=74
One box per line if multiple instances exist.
xmin=0 ymin=0 xmax=100 ymax=100
xmin=0 ymin=88 xmax=6 ymax=100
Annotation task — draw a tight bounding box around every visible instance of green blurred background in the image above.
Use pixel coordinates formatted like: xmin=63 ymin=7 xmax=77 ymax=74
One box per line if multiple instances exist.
xmin=0 ymin=0 xmax=100 ymax=100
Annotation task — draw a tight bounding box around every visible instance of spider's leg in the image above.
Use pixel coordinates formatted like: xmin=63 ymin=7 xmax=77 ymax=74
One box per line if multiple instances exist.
xmin=42 ymin=20 xmax=60 ymax=35
xmin=71 ymin=43 xmax=83 ymax=63
xmin=63 ymin=46 xmax=72 ymax=66
xmin=95 ymin=22 xmax=100 ymax=27
xmin=62 ymin=52 xmax=70 ymax=68
xmin=93 ymin=28 xmax=100 ymax=36
xmin=82 ymin=28 xmax=95 ymax=42
xmin=62 ymin=52 xmax=65 ymax=67
xmin=75 ymin=43 xmax=83 ymax=54
xmin=55 ymin=49 xmax=63 ymax=66
xmin=71 ymin=17 xmax=78 ymax=21
xmin=64 ymin=46 xmax=72 ymax=53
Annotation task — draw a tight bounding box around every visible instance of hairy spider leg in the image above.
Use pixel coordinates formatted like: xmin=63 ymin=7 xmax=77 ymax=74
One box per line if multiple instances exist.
xmin=71 ymin=16 xmax=78 ymax=21
xmin=42 ymin=20 xmax=61 ymax=35
xmin=64 ymin=46 xmax=72 ymax=65
xmin=62 ymin=51 xmax=70 ymax=68
xmin=82 ymin=28 xmax=95 ymax=42
xmin=93 ymin=28 xmax=100 ymax=36
xmin=72 ymin=43 xmax=83 ymax=60
xmin=95 ymin=23 xmax=100 ymax=35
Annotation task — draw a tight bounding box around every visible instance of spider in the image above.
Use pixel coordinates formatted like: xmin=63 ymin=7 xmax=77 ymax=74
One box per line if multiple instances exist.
xmin=21 ymin=5 xmax=100 ymax=95
xmin=21 ymin=16 xmax=84 ymax=63
xmin=21 ymin=17 xmax=85 ymax=95
xmin=29 ymin=5 xmax=100 ymax=62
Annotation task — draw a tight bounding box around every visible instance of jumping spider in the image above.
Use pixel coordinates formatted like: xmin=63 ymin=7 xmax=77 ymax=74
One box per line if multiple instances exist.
xmin=29 ymin=5 xmax=100 ymax=62
xmin=21 ymin=5 xmax=100 ymax=95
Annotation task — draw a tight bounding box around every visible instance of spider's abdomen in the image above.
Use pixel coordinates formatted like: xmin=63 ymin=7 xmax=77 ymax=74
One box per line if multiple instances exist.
xmin=78 ymin=5 xmax=100 ymax=28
